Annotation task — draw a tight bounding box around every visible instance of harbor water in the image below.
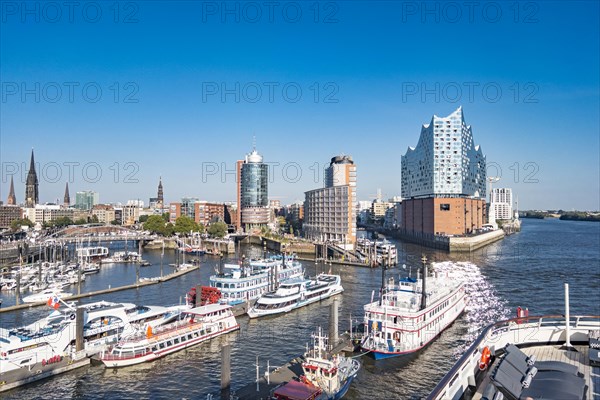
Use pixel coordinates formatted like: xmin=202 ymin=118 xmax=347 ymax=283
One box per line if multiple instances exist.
xmin=1 ymin=218 xmax=599 ymax=399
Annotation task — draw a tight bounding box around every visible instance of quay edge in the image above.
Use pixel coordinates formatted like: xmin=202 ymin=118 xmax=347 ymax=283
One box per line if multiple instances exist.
xmin=0 ymin=356 xmax=90 ymax=393
xmin=449 ymin=229 xmax=505 ymax=252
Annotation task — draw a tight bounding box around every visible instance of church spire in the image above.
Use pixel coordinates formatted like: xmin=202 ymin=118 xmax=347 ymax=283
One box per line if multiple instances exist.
xmin=64 ymin=182 xmax=70 ymax=206
xmin=25 ymin=149 xmax=39 ymax=207
xmin=157 ymin=176 xmax=164 ymax=208
xmin=7 ymin=176 xmax=16 ymax=205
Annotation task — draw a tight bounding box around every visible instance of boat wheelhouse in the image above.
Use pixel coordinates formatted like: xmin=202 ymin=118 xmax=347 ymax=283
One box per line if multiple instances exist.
xmin=247 ymin=274 xmax=344 ymax=319
xmin=361 ymin=258 xmax=467 ymax=359
xmin=273 ymin=327 xmax=360 ymax=400
xmin=100 ymin=303 xmax=239 ymax=368
xmin=209 ymin=255 xmax=304 ymax=305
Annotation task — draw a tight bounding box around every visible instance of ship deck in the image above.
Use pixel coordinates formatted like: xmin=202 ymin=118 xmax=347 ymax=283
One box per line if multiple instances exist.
xmin=473 ymin=345 xmax=599 ymax=400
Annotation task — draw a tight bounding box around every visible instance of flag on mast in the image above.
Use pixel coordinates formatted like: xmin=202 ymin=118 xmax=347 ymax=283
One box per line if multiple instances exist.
xmin=47 ymin=296 xmax=60 ymax=310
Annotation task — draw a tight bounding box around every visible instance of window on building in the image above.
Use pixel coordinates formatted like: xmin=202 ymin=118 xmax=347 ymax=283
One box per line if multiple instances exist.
xmin=440 ymin=204 xmax=450 ymax=211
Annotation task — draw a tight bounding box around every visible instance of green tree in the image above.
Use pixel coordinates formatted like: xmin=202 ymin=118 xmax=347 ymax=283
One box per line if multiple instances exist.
xmin=139 ymin=215 xmax=149 ymax=223
xmin=10 ymin=218 xmax=34 ymax=231
xmin=162 ymin=212 xmax=170 ymax=223
xmin=74 ymin=218 xmax=88 ymax=225
xmin=208 ymin=221 xmax=228 ymax=238
xmin=164 ymin=222 xmax=175 ymax=236
xmin=110 ymin=219 xmax=120 ymax=225
xmin=144 ymin=215 xmax=168 ymax=235
xmin=90 ymin=214 xmax=99 ymax=223
xmin=174 ymin=215 xmax=201 ymax=235
xmin=53 ymin=216 xmax=73 ymax=227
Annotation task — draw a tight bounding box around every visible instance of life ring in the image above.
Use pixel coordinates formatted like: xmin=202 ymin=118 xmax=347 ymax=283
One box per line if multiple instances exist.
xmin=479 ymin=346 xmax=492 ymax=370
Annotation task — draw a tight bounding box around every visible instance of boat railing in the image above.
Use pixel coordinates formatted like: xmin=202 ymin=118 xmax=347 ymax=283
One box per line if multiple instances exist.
xmin=117 ymin=320 xmax=205 ymax=345
xmin=427 ymin=314 xmax=600 ymax=400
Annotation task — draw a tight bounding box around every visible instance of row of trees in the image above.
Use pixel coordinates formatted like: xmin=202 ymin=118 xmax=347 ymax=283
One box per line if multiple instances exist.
xmin=143 ymin=215 xmax=228 ymax=238
xmin=10 ymin=216 xmax=99 ymax=231
xmin=9 ymin=214 xmax=229 ymax=238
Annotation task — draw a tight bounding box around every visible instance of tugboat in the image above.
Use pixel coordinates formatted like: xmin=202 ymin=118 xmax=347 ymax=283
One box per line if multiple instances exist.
xmin=272 ymin=327 xmax=361 ymax=400
xmin=360 ymin=255 xmax=467 ymax=359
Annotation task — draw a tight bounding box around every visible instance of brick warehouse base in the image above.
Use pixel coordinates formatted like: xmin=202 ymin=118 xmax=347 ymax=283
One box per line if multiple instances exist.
xmin=402 ymin=197 xmax=487 ymax=236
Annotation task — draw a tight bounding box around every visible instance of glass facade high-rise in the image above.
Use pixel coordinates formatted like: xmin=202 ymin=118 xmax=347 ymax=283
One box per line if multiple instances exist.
xmin=400 ymin=107 xmax=487 ymax=236
xmin=401 ymin=106 xmax=486 ymax=199
xmin=239 ymin=148 xmax=269 ymax=231
xmin=75 ymin=191 xmax=99 ymax=211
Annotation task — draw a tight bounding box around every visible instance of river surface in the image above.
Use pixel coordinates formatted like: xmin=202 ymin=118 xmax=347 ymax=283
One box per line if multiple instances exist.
xmin=1 ymin=218 xmax=599 ymax=399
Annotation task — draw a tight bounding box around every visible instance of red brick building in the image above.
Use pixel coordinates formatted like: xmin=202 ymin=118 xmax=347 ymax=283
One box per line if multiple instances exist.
xmin=402 ymin=197 xmax=486 ymax=236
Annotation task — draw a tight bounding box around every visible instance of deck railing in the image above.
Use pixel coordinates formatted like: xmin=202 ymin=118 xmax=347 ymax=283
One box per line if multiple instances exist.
xmin=427 ymin=314 xmax=600 ymax=400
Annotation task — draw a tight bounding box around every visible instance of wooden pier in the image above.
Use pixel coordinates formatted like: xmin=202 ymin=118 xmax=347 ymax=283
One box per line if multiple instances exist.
xmin=0 ymin=265 xmax=199 ymax=314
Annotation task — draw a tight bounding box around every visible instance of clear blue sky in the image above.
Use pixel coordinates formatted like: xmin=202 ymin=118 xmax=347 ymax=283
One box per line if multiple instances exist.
xmin=1 ymin=1 xmax=598 ymax=210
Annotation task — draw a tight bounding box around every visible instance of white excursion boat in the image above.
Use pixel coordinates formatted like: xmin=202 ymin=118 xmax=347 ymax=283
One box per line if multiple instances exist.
xmin=22 ymin=288 xmax=73 ymax=304
xmin=81 ymin=263 xmax=100 ymax=274
xmin=0 ymin=309 xmax=89 ymax=393
xmin=103 ymin=251 xmax=142 ymax=263
xmin=209 ymin=254 xmax=304 ymax=305
xmin=273 ymin=327 xmax=361 ymax=400
xmin=100 ymin=303 xmax=239 ymax=368
xmin=26 ymin=300 xmax=190 ymax=357
xmin=247 ymin=274 xmax=344 ymax=319
xmin=0 ymin=299 xmax=190 ymax=392
xmin=361 ymin=256 xmax=467 ymax=359
xmin=429 ymin=284 xmax=599 ymax=400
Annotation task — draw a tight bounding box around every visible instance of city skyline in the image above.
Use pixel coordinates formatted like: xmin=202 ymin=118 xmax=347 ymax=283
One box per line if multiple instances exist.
xmin=1 ymin=2 xmax=598 ymax=210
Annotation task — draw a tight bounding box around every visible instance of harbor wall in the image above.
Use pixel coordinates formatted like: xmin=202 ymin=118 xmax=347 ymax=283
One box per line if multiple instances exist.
xmin=359 ymin=224 xmax=505 ymax=252
xmin=449 ymin=229 xmax=505 ymax=252
xmin=242 ymin=236 xmax=316 ymax=255
xmin=144 ymin=238 xmax=235 ymax=254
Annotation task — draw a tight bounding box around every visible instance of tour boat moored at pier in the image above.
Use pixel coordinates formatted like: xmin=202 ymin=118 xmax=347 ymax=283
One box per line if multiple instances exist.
xmin=209 ymin=254 xmax=304 ymax=305
xmin=247 ymin=274 xmax=344 ymax=319
xmin=361 ymin=256 xmax=467 ymax=359
xmin=100 ymin=304 xmax=239 ymax=368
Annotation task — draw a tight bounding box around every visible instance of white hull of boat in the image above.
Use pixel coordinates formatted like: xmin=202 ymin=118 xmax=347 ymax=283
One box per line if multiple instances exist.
xmin=101 ymin=324 xmax=239 ymax=368
xmin=247 ymin=286 xmax=344 ymax=319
